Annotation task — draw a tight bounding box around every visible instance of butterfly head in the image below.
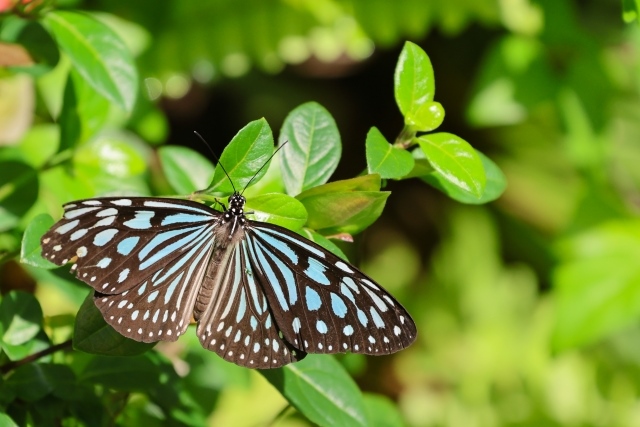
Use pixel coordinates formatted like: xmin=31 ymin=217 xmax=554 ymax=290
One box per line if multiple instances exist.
xmin=227 ymin=192 xmax=246 ymax=215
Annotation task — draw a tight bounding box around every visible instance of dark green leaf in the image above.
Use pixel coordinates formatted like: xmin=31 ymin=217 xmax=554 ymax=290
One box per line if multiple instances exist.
xmin=261 ymin=355 xmax=367 ymax=427
xmin=58 ymin=70 xmax=110 ymax=153
xmin=73 ymin=294 xmax=155 ymax=356
xmin=365 ymin=127 xmax=414 ymax=179
xmin=78 ymin=354 xmax=159 ymax=391
xmin=0 ymin=18 xmax=59 ymax=76
xmin=297 ymin=175 xmax=389 ymax=235
xmin=5 ymin=363 xmax=74 ymax=402
xmin=159 ymin=145 xmax=215 ymax=195
xmin=421 ymin=151 xmax=506 ymax=204
xmin=0 ymin=291 xmax=43 ymax=346
xmin=553 ymin=220 xmax=640 ymax=350
xmin=206 ymin=119 xmax=274 ymax=194
xmin=42 ymin=11 xmax=138 ymax=112
xmin=245 ymin=193 xmax=307 ymax=230
xmin=394 ymin=41 xmax=435 ymax=117
xmin=364 ymin=393 xmax=407 ymax=427
xmin=0 ymin=161 xmax=39 ymax=232
xmin=279 ymin=102 xmax=341 ymax=195
xmin=20 ymin=213 xmax=58 ymax=269
xmin=417 ymin=133 xmax=486 ymax=199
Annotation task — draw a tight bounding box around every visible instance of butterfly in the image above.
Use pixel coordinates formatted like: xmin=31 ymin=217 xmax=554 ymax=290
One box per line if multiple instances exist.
xmin=40 ymin=172 xmax=416 ymax=369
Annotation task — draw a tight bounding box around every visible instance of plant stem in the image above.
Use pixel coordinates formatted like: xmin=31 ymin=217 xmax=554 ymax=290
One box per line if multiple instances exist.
xmin=394 ymin=125 xmax=416 ymax=149
xmin=0 ymin=338 xmax=73 ymax=374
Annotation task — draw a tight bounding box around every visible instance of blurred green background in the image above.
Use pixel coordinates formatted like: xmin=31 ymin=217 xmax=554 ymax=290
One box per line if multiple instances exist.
xmin=3 ymin=0 xmax=640 ymax=425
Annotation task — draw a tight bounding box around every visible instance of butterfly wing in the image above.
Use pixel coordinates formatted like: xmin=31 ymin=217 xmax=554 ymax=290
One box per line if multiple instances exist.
xmin=41 ymin=197 xmax=220 ymax=342
xmin=195 ymin=225 xmax=307 ymax=368
xmin=243 ymin=221 xmax=416 ymax=356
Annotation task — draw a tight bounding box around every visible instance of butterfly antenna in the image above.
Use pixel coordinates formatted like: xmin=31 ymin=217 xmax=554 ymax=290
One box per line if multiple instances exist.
xmin=241 ymin=141 xmax=288 ymax=195
xmin=193 ymin=131 xmax=237 ymax=194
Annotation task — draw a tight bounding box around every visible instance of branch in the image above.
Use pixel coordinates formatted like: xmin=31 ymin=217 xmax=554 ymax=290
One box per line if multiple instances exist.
xmin=0 ymin=339 xmax=73 ymax=374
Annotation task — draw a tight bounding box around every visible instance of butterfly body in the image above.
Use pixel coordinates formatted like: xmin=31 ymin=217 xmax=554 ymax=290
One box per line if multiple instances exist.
xmin=41 ymin=193 xmax=416 ymax=368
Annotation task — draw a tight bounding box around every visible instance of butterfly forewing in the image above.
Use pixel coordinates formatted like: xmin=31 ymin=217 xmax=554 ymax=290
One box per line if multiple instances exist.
xmin=246 ymin=223 xmax=416 ymax=355
xmin=41 ymin=197 xmax=220 ymax=341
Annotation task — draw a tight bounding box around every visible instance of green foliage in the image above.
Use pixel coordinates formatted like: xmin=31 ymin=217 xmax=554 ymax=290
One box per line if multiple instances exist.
xmin=5 ymin=0 xmax=640 ymax=425
xmin=261 ymin=356 xmax=368 ymax=427
xmin=2 ymin=4 xmax=495 ymax=421
xmin=42 ymin=11 xmax=138 ymax=112
xmin=279 ymin=102 xmax=342 ymax=196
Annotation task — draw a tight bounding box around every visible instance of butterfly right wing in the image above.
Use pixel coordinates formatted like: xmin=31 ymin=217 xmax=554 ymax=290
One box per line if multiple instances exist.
xmin=195 ymin=228 xmax=307 ymax=368
xmin=41 ymin=197 xmax=220 ymax=342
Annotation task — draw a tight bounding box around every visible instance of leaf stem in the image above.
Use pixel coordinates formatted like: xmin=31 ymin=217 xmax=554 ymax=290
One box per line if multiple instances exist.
xmin=0 ymin=338 xmax=73 ymax=374
xmin=394 ymin=125 xmax=416 ymax=149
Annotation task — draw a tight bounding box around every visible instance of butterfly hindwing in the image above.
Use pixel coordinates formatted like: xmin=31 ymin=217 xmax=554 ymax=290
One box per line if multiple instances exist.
xmin=245 ymin=222 xmax=416 ymax=356
xmin=195 ymin=235 xmax=306 ymax=368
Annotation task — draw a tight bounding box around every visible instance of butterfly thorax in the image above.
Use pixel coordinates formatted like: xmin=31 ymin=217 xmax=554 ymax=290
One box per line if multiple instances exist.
xmin=215 ymin=193 xmax=247 ymax=247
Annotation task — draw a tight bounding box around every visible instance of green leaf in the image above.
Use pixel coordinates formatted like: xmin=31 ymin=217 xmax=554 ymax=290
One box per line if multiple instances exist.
xmin=206 ymin=119 xmax=274 ymax=194
xmin=0 ymin=160 xmax=39 ymax=232
xmin=20 ymin=213 xmax=58 ymax=269
xmin=73 ymin=294 xmax=155 ymax=356
xmin=159 ymin=145 xmax=215 ymax=195
xmin=42 ymin=11 xmax=138 ymax=112
xmin=0 ymin=18 xmax=59 ymax=76
xmin=245 ymin=193 xmax=308 ymax=230
xmin=261 ymin=355 xmax=367 ymax=427
xmin=394 ymin=41 xmax=435 ymax=117
xmin=297 ymin=175 xmax=389 ymax=235
xmin=73 ymin=131 xmax=149 ymax=181
xmin=365 ymin=127 xmax=414 ymax=179
xmin=279 ymin=102 xmax=342 ymax=196
xmin=622 ymin=0 xmax=640 ymax=23
xmin=298 ymin=228 xmax=348 ymax=261
xmin=5 ymin=364 xmax=74 ymax=402
xmin=364 ymin=393 xmax=407 ymax=427
xmin=553 ymin=220 xmax=640 ymax=350
xmin=58 ymin=70 xmax=110 ymax=153
xmin=421 ymin=151 xmax=506 ymax=204
xmin=78 ymin=354 xmax=159 ymax=391
xmin=16 ymin=124 xmax=59 ymax=168
xmin=406 ymin=101 xmax=445 ymax=132
xmin=417 ymin=132 xmax=486 ymax=199
xmin=0 ymin=413 xmax=19 ymax=427
xmin=0 ymin=291 xmax=43 ymax=346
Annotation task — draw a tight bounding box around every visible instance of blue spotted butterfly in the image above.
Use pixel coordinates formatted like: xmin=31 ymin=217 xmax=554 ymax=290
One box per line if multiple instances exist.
xmin=41 ymin=188 xmax=416 ymax=368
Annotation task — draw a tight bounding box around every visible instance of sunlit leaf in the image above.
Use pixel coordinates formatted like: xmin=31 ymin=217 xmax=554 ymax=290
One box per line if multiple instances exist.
xmin=394 ymin=41 xmax=435 ymax=117
xmin=365 ymin=127 xmax=414 ymax=179
xmin=417 ymin=132 xmax=485 ymax=199
xmin=261 ymin=355 xmax=367 ymax=427
xmin=206 ymin=119 xmax=274 ymax=194
xmin=246 ymin=193 xmax=308 ymax=230
xmin=279 ymin=102 xmax=341 ymax=196
xmin=42 ymin=11 xmax=138 ymax=112
xmin=159 ymin=145 xmax=215 ymax=195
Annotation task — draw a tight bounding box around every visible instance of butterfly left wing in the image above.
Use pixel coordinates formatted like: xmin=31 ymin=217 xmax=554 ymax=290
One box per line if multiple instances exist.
xmin=243 ymin=222 xmax=417 ymax=357
xmin=41 ymin=197 xmax=221 ymax=342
